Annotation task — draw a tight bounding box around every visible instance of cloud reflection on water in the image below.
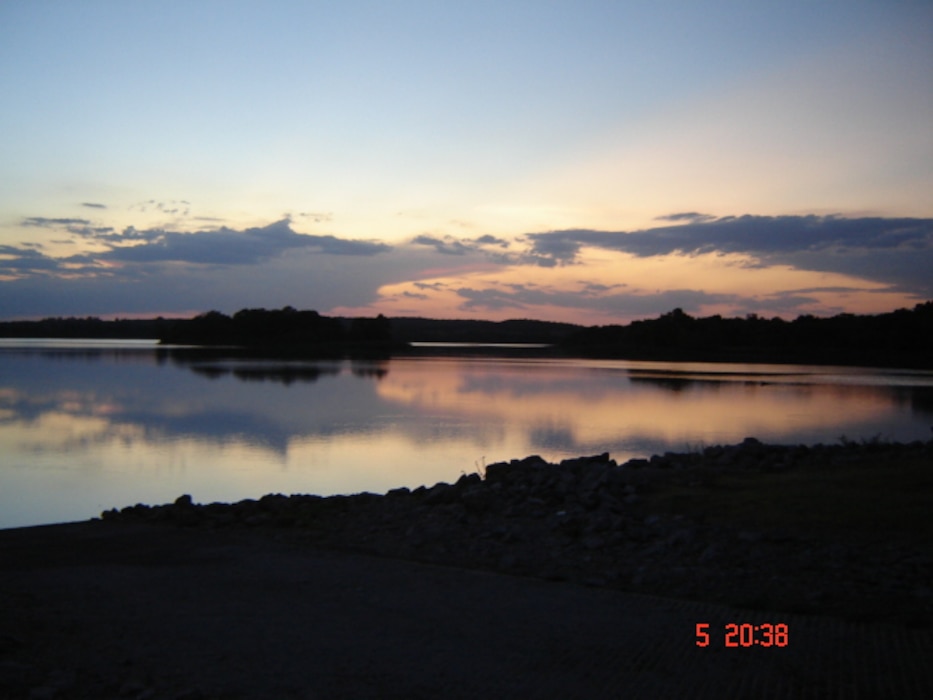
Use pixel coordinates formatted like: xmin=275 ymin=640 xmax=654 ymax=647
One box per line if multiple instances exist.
xmin=1 ymin=346 xmax=932 ymax=528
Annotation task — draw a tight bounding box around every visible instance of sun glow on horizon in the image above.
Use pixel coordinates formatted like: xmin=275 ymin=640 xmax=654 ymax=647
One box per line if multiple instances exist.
xmin=330 ymin=245 xmax=914 ymax=325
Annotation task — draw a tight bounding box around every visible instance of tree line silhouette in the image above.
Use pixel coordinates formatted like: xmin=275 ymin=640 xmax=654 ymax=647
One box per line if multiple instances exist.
xmin=1 ymin=301 xmax=930 ymax=368
xmin=160 ymin=307 xmax=395 ymax=353
xmin=558 ymin=302 xmax=933 ymax=368
xmin=0 ymin=316 xmax=173 ymax=339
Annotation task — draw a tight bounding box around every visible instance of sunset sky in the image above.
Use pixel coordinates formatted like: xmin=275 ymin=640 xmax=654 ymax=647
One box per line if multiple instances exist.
xmin=1 ymin=1 xmax=931 ymax=325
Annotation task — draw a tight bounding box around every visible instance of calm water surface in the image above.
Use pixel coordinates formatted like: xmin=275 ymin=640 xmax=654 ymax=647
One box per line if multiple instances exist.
xmin=2 ymin=339 xmax=931 ymax=528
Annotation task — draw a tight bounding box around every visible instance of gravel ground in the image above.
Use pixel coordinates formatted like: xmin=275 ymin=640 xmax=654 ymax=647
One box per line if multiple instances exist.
xmin=2 ymin=521 xmax=932 ymax=699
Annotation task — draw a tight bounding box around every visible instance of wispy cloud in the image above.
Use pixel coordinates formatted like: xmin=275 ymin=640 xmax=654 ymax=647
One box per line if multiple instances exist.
xmin=456 ymin=287 xmax=528 ymax=311
xmin=21 ymin=217 xmax=92 ymax=228
xmin=474 ymin=234 xmax=510 ymax=247
xmin=414 ymin=281 xmax=448 ymax=292
xmin=411 ymin=232 xmax=565 ymax=268
xmin=294 ymin=211 xmax=333 ymax=224
xmin=654 ymin=212 xmax=716 ymax=224
xmin=130 ymin=199 xmax=191 ymax=215
xmin=412 ymin=234 xmax=473 ymax=256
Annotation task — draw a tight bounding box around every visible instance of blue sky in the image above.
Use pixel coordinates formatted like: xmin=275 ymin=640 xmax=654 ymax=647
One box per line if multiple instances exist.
xmin=1 ymin=1 xmax=931 ymax=323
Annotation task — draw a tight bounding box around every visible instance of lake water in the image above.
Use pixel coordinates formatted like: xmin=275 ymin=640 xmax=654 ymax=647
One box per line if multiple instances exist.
xmin=2 ymin=339 xmax=932 ymax=529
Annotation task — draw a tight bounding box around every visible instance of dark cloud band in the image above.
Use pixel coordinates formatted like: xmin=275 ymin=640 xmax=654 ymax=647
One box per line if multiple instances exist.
xmin=524 ymin=215 xmax=933 ymax=296
xmin=0 ymin=219 xmax=392 ymax=280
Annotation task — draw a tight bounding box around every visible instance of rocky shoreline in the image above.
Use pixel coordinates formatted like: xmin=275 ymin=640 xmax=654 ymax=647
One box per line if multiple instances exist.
xmin=102 ymin=437 xmax=933 ymax=628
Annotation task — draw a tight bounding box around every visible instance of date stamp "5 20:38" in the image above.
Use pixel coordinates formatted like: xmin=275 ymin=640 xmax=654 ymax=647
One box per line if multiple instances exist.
xmin=696 ymin=623 xmax=789 ymax=648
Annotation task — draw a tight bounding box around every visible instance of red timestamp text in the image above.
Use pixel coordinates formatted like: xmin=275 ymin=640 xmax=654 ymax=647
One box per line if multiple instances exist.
xmin=695 ymin=622 xmax=789 ymax=647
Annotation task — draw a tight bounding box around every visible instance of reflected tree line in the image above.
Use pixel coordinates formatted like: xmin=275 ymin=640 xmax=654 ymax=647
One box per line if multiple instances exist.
xmin=185 ymin=361 xmax=388 ymax=385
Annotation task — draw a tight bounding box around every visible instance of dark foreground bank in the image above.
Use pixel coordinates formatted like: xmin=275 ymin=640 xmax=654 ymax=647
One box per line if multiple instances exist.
xmin=2 ymin=439 xmax=932 ymax=698
xmin=100 ymin=437 xmax=933 ymax=628
xmin=4 ymin=521 xmax=931 ymax=700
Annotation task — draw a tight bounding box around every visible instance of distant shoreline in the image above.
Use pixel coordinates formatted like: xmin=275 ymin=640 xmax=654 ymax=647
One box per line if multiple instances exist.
xmin=2 ymin=302 xmax=931 ymax=369
xmin=4 ymin=334 xmax=933 ymax=371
